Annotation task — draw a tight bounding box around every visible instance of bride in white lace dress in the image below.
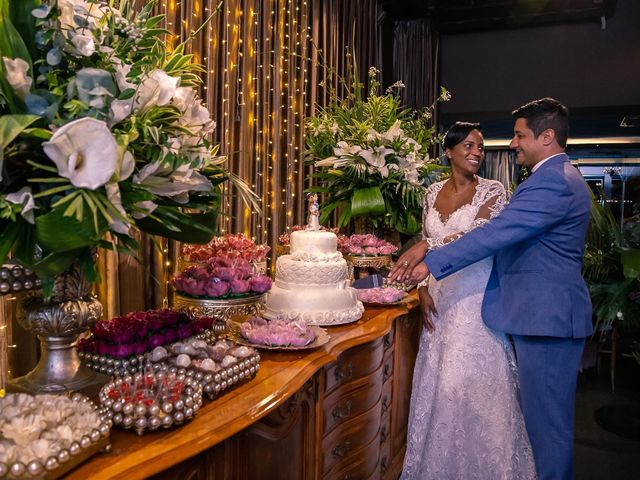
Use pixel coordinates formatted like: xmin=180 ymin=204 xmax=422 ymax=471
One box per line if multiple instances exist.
xmin=400 ymin=123 xmax=536 ymax=479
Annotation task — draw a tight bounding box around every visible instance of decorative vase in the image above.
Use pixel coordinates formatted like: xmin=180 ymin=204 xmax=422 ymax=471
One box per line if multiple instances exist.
xmin=9 ymin=264 xmax=108 ymax=395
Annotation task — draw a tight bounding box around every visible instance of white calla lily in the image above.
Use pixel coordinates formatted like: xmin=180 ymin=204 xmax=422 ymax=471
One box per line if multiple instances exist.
xmin=105 ymin=183 xmax=130 ymax=234
xmin=2 ymin=57 xmax=32 ymax=99
xmin=43 ymin=118 xmax=118 ymax=189
xmin=5 ymin=187 xmax=36 ymax=224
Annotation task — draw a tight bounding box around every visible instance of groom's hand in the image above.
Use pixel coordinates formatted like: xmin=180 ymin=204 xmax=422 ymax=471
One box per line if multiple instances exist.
xmin=388 ymin=240 xmax=429 ymax=283
xmin=407 ymin=262 xmax=430 ymax=285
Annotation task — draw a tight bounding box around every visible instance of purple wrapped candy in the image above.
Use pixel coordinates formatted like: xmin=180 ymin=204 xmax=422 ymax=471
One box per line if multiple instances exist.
xmin=249 ymin=275 xmax=272 ymax=293
xmin=204 ymin=279 xmax=230 ymax=298
xmin=229 ymin=278 xmax=251 ymax=294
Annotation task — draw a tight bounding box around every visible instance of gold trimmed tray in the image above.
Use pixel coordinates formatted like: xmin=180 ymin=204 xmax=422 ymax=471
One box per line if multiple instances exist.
xmin=173 ymin=292 xmax=266 ymax=321
xmin=228 ymin=322 xmax=330 ymax=351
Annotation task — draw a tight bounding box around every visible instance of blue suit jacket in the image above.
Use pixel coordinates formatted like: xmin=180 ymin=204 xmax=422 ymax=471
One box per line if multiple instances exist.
xmin=425 ymin=154 xmax=593 ymax=338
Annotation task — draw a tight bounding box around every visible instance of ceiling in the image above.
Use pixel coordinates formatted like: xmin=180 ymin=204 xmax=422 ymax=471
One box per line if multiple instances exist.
xmin=380 ymin=0 xmax=618 ymax=33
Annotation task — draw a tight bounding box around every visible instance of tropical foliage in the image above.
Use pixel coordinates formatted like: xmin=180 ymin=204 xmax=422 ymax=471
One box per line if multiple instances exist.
xmin=305 ymin=66 xmax=450 ymax=235
xmin=583 ymin=195 xmax=640 ymax=332
xmin=0 ymin=0 xmax=256 ymax=297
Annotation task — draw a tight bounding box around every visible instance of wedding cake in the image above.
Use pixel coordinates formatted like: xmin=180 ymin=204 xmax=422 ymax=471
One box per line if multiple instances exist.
xmin=264 ymin=230 xmax=364 ymax=325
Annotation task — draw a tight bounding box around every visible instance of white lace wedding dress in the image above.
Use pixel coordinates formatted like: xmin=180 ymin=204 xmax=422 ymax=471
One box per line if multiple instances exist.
xmin=401 ymin=177 xmax=536 ymax=480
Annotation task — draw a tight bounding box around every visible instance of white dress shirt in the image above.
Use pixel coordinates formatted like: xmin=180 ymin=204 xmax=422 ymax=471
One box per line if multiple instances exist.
xmin=531 ymin=153 xmax=565 ymax=173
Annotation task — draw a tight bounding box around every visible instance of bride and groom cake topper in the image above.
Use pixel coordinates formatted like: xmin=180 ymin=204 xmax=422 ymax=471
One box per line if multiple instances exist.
xmin=306 ymin=193 xmax=321 ymax=231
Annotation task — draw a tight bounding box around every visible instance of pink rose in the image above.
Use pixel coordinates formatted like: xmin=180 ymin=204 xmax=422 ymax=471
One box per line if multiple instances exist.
xmin=362 ymin=235 xmax=378 ymax=247
xmin=378 ymin=245 xmax=396 ymax=255
xmin=349 ymin=245 xmax=364 ymax=255
xmin=364 ymin=246 xmax=379 ymax=255
xmin=214 ymin=266 xmax=239 ymax=281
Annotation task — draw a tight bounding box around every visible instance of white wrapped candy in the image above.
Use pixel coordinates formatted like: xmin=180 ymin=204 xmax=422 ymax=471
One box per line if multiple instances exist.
xmin=221 ymin=355 xmax=237 ymax=368
xmin=200 ymin=359 xmax=217 ymax=371
xmin=176 ymin=354 xmax=191 ymax=367
xmin=150 ymin=346 xmax=168 ymax=362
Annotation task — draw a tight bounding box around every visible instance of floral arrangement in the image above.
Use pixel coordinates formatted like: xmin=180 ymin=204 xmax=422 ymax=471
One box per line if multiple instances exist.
xmin=305 ymin=66 xmax=450 ymax=234
xmin=181 ymin=233 xmax=270 ymax=264
xmin=172 ymin=257 xmax=272 ymax=298
xmin=277 ymin=224 xmax=339 ymax=246
xmin=0 ymin=0 xmax=257 ymax=298
xmin=337 ymin=233 xmax=398 ymax=256
xmin=77 ymin=308 xmax=213 ymax=359
xmin=0 ymin=393 xmax=105 ymax=468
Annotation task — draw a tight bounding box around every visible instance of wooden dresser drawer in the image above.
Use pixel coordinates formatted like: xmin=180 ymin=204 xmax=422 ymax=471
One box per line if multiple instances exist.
xmin=379 ymin=410 xmax=392 ymax=479
xmin=322 ymin=435 xmax=381 ymax=480
xmin=382 ymin=348 xmax=393 ymax=387
xmin=323 ymin=369 xmax=383 ymax=434
xmin=321 ymin=401 xmax=382 ymax=475
xmin=325 ymin=338 xmax=384 ymax=394
xmin=383 ymin=327 xmax=394 ymax=351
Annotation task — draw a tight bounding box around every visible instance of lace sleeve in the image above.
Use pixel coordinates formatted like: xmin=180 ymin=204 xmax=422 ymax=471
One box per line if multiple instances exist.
xmin=427 ymin=180 xmax=508 ymax=248
xmin=422 ymin=182 xmax=442 ymax=241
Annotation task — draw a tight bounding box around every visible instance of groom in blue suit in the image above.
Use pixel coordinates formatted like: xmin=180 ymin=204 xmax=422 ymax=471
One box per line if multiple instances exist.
xmin=391 ymin=98 xmax=592 ymax=480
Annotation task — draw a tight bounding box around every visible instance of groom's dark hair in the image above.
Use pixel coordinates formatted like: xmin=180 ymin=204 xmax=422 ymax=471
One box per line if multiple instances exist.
xmin=512 ymin=97 xmax=569 ymax=148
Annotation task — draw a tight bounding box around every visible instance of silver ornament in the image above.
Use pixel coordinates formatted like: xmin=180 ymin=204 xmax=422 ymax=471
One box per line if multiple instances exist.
xmin=57 ymin=449 xmax=70 ymax=463
xmin=45 ymin=457 xmax=59 ymax=471
xmin=27 ymin=460 xmax=43 ymax=476
xmin=10 ymin=462 xmax=26 ymax=477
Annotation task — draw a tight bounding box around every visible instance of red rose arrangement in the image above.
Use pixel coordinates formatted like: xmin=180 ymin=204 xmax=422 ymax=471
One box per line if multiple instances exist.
xmin=181 ymin=233 xmax=270 ymax=263
xmin=172 ymin=257 xmax=272 ymax=298
xmin=337 ymin=234 xmax=398 ymax=256
xmin=78 ymin=309 xmax=214 ymax=359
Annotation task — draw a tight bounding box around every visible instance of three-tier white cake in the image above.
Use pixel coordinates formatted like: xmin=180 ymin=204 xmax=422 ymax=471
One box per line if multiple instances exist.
xmin=263 ymin=230 xmax=364 ymax=325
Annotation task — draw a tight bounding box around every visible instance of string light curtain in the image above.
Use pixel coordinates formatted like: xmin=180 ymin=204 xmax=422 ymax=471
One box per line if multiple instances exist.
xmin=160 ymin=0 xmax=383 ymax=247
xmin=95 ymin=0 xmax=384 ymax=316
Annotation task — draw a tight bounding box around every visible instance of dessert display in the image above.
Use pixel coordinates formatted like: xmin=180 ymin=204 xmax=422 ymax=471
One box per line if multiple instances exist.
xmin=0 ymin=393 xmax=111 ymax=478
xmin=147 ymin=338 xmax=260 ymax=398
xmin=99 ymin=371 xmax=203 ymax=435
xmin=264 ymin=229 xmax=364 ymax=326
xmin=181 ymin=234 xmax=270 ymax=273
xmin=236 ymin=316 xmax=327 ymax=349
xmin=356 ymin=286 xmax=406 ymax=305
xmin=78 ymin=310 xmax=214 ymax=376
xmin=337 ymin=234 xmax=398 ymax=256
xmin=172 ymin=258 xmax=272 ymax=299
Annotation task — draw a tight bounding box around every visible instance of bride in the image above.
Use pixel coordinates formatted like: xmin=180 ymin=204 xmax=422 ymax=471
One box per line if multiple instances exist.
xmin=398 ymin=122 xmax=536 ymax=479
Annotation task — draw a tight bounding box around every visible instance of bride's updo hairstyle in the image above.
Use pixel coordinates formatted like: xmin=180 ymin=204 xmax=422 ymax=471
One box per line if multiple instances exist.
xmin=442 ymin=121 xmax=482 ymax=150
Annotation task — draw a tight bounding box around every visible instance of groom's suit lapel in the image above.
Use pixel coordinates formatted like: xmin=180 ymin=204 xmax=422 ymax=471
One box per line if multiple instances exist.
xmin=512 ymin=153 xmax=570 ymax=197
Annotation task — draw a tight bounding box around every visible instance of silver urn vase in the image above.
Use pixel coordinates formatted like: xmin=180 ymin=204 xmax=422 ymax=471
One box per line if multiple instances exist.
xmin=9 ymin=264 xmax=108 ymax=394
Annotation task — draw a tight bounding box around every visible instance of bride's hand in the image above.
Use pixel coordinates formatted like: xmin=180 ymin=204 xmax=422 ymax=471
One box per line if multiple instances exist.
xmin=388 ymin=240 xmax=429 ymax=283
xmin=418 ymin=285 xmax=437 ymax=332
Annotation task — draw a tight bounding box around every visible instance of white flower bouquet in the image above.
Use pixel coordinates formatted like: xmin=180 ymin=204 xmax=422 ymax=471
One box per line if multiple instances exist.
xmin=0 ymin=0 xmax=256 ymax=298
xmin=306 ymin=66 xmax=450 ymax=234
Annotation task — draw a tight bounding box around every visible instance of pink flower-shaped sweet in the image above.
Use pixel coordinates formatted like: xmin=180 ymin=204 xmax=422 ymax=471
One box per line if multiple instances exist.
xmin=349 ymin=245 xmax=364 ymax=255
xmin=364 ymin=246 xmax=379 ymax=255
xmin=362 ymin=235 xmax=378 ymax=247
xmin=378 ymin=244 xmax=396 ymax=255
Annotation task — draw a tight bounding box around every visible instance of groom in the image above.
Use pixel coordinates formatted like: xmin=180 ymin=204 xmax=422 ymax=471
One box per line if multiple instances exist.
xmin=391 ymin=98 xmax=592 ymax=480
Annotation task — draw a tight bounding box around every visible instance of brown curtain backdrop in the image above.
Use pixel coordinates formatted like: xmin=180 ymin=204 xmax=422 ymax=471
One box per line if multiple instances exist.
xmin=96 ymin=0 xmax=384 ymax=316
xmin=392 ymin=18 xmax=439 ymax=110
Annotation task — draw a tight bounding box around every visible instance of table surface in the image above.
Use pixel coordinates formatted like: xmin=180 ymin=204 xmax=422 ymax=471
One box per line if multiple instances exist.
xmin=66 ymin=292 xmax=419 ymax=479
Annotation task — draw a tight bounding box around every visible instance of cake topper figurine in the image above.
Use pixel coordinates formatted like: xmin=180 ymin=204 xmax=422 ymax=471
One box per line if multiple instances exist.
xmin=306 ymin=193 xmax=320 ymax=231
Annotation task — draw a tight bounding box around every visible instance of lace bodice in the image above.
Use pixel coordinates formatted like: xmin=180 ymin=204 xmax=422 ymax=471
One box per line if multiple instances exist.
xmin=423 ymin=177 xmax=507 ymax=249
xmin=401 ymin=177 xmax=536 ymax=479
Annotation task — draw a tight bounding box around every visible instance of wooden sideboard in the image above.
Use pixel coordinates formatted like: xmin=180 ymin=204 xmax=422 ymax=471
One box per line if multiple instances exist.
xmin=66 ymin=293 xmax=422 ymax=480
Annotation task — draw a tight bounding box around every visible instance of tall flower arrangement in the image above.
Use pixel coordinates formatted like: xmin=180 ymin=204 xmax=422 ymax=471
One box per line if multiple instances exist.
xmin=305 ymin=65 xmax=450 ymax=234
xmin=0 ymin=0 xmax=257 ymax=297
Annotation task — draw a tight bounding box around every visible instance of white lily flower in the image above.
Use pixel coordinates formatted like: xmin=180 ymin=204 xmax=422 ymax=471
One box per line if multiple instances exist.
xmin=382 ymin=120 xmax=403 ymax=142
xmin=134 ymin=162 xmax=212 ymax=203
xmin=334 ymin=141 xmax=362 ymax=157
xmin=2 ymin=57 xmax=32 ymax=99
xmin=315 ymin=156 xmax=338 ymax=167
xmin=366 ymin=128 xmax=382 ymax=142
xmin=43 ymin=118 xmax=118 ymax=190
xmin=134 ymin=70 xmax=179 ymax=113
xmin=360 ymin=146 xmax=394 ymax=169
xmin=5 ymin=187 xmax=36 ymax=224
xmin=119 ymin=151 xmax=135 ymax=181
xmin=172 ymin=87 xmax=215 ymax=134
